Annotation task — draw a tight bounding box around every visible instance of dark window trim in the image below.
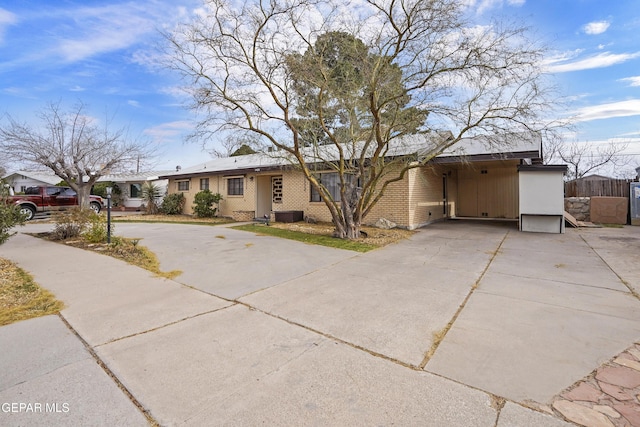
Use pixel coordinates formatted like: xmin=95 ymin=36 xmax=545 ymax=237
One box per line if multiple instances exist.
xmin=227 ymin=177 xmax=244 ymax=196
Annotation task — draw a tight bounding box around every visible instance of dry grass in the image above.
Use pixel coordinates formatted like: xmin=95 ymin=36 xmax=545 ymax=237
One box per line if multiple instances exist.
xmin=269 ymin=221 xmax=414 ymax=247
xmin=114 ymin=214 xmax=232 ymax=225
xmin=0 ymin=258 xmax=64 ymax=326
xmin=29 ymin=232 xmax=182 ymax=280
xmin=64 ymin=237 xmax=182 ymax=280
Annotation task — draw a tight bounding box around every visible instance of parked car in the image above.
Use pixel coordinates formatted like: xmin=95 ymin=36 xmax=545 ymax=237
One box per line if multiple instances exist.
xmin=8 ymin=186 xmax=104 ymax=220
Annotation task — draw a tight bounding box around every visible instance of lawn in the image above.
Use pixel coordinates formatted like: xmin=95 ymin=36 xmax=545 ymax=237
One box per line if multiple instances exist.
xmin=233 ymin=222 xmax=413 ymax=252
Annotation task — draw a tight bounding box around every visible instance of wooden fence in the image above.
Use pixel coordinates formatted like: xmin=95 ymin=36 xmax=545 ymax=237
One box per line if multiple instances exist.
xmin=565 ymin=179 xmax=633 ymax=198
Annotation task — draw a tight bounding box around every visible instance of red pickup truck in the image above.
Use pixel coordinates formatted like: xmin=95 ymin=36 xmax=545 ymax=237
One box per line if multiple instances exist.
xmin=9 ymin=186 xmax=104 ymax=220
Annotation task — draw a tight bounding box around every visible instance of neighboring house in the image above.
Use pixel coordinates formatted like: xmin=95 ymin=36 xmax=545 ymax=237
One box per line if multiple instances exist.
xmin=2 ymin=170 xmax=170 ymax=210
xmin=97 ymin=171 xmax=172 ymax=209
xmin=3 ymin=170 xmax=61 ymax=193
xmin=160 ymin=132 xmax=567 ymax=232
xmin=573 ymin=174 xmax=613 ymax=182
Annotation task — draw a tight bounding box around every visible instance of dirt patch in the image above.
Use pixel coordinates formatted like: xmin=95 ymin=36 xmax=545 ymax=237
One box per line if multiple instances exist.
xmin=269 ymin=222 xmax=414 ymax=247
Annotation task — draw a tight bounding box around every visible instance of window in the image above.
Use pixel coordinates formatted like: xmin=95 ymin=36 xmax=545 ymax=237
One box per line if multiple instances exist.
xmin=200 ymin=178 xmax=209 ymax=191
xmin=310 ymin=173 xmax=357 ymax=202
xmin=177 ymin=180 xmax=190 ymax=191
xmin=20 ymin=186 xmax=27 ymax=193
xmin=227 ymin=177 xmax=243 ymax=196
xmin=46 ymin=187 xmax=62 ymax=196
xmin=130 ymin=183 xmax=142 ymax=198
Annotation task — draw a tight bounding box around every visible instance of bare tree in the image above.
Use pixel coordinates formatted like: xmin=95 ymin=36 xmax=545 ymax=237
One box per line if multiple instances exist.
xmin=0 ymin=101 xmax=154 ymax=208
xmin=167 ymin=0 xmax=555 ymax=239
xmin=545 ymin=138 xmax=633 ymax=180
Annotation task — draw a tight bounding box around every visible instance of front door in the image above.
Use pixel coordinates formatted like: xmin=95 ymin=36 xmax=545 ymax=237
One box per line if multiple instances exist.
xmin=255 ymin=176 xmax=271 ymax=218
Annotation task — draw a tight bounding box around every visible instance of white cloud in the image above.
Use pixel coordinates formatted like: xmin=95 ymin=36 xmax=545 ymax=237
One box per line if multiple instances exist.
xmin=144 ymin=120 xmax=194 ymax=144
xmin=545 ymin=51 xmax=640 ymax=73
xmin=55 ymin=4 xmax=154 ymax=62
xmin=574 ymin=99 xmax=640 ymax=122
xmin=583 ymin=20 xmax=610 ymax=35
xmin=38 ymin=1 xmax=200 ymax=63
xmin=127 ymin=100 xmax=140 ymax=108
xmin=463 ymin=0 xmax=525 ymax=15
xmin=619 ymin=76 xmax=640 ymax=87
xmin=0 ymin=8 xmax=18 ymax=44
xmin=69 ymin=85 xmax=85 ymax=92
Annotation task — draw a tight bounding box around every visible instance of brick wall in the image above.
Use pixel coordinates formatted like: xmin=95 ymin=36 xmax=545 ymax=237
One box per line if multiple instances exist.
xmin=168 ymin=174 xmax=256 ymax=217
xmin=363 ymin=166 xmax=410 ymax=227
xmin=409 ymin=166 xmax=445 ymax=227
xmin=167 ymin=165 xmax=448 ymax=229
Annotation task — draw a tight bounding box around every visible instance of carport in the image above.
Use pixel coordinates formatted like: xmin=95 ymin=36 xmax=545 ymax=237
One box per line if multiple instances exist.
xmin=428 ymin=134 xmax=566 ymax=233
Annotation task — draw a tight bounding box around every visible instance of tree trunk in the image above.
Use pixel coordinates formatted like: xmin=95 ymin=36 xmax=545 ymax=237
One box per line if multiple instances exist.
xmin=76 ymin=185 xmax=91 ymax=209
xmin=334 ymin=185 xmax=361 ymax=240
xmin=333 ymin=216 xmax=360 ymax=239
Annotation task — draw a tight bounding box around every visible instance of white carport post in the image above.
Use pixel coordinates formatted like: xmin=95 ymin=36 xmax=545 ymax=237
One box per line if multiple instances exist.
xmin=518 ymin=165 xmax=568 ymax=233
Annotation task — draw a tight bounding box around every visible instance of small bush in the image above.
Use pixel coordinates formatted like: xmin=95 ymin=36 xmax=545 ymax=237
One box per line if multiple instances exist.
xmin=160 ymin=193 xmax=186 ymax=215
xmin=51 ymin=208 xmax=108 ymax=242
xmin=193 ymin=190 xmax=223 ymax=218
xmin=50 ymin=208 xmax=91 ymax=240
xmin=0 ymin=181 xmax=26 ymax=245
xmin=142 ymin=182 xmax=163 ymax=214
xmin=92 ymin=182 xmax=123 ymax=207
xmin=84 ymin=212 xmax=110 ymax=243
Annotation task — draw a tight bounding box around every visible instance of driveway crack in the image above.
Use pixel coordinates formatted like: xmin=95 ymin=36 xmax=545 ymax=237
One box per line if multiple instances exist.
xmin=418 ymin=230 xmax=510 ymax=369
xmin=56 ymin=313 xmax=160 ymax=426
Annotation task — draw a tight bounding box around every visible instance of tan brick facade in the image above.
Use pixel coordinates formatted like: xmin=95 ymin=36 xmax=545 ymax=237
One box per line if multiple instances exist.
xmin=167 ymin=161 xmax=519 ymax=229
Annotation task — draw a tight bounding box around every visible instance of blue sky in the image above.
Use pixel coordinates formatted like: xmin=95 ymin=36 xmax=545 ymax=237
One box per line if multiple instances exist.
xmin=1 ymin=0 xmax=639 ymax=174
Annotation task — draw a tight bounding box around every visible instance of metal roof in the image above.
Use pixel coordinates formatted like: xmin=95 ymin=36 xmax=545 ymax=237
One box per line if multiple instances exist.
xmin=159 ymin=132 xmax=542 ymax=179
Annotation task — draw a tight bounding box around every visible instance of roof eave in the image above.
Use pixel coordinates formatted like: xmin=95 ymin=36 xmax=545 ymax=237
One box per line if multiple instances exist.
xmin=430 ymin=150 xmax=542 ymax=165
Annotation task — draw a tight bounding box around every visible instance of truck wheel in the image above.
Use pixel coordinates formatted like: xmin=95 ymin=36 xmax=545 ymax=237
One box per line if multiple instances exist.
xmin=90 ymin=202 xmax=102 ymax=214
xmin=19 ymin=205 xmax=35 ymax=221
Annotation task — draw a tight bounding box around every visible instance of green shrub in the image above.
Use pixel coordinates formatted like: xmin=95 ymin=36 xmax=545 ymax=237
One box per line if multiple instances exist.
xmin=92 ymin=182 xmax=123 ymax=206
xmin=142 ymin=182 xmax=163 ymax=214
xmin=50 ymin=208 xmax=93 ymax=240
xmin=193 ymin=190 xmax=223 ymax=218
xmin=84 ymin=212 xmax=110 ymax=243
xmin=0 ymin=181 xmax=26 ymax=245
xmin=160 ymin=193 xmax=186 ymax=215
xmin=51 ymin=208 xmax=111 ymax=243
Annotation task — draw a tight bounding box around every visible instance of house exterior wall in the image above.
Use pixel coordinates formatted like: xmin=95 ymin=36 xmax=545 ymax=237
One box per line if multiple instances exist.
xmin=168 ymin=175 xmax=250 ymax=217
xmin=166 ymin=160 xmax=520 ymax=228
xmin=117 ymin=179 xmax=168 ymax=208
xmin=167 ymin=167 xmax=419 ymax=228
xmin=408 ymin=166 xmax=453 ymax=228
xmin=4 ymin=174 xmax=57 ymax=193
xmin=281 ymin=166 xmax=412 ymax=227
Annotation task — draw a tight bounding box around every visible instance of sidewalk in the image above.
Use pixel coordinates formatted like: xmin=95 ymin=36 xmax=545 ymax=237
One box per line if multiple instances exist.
xmin=1 ymin=221 xmax=639 ymax=426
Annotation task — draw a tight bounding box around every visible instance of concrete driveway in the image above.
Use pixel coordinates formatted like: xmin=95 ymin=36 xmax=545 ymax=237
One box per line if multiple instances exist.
xmin=113 ymin=222 xmax=357 ymax=300
xmin=1 ymin=220 xmax=639 ymax=426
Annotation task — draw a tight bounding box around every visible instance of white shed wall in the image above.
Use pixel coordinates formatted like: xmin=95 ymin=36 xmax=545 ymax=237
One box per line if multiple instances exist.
xmin=519 ymin=170 xmax=565 ymax=233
